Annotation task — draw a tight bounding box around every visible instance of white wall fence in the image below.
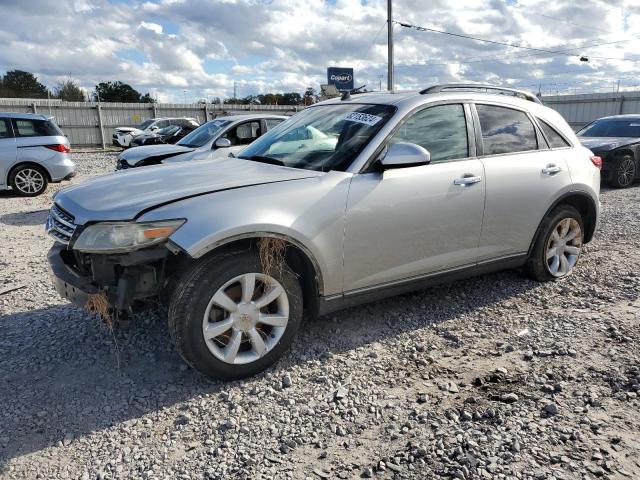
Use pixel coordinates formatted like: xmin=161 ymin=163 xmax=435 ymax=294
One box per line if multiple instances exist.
xmin=0 ymin=98 xmax=301 ymax=147
xmin=2 ymin=91 xmax=639 ymax=146
xmin=541 ymin=91 xmax=640 ymax=131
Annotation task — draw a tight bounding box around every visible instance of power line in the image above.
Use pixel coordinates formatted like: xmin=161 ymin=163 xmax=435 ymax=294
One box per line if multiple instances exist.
xmin=394 ymin=20 xmax=581 ymax=57
xmin=394 ymin=20 xmax=639 ymax=66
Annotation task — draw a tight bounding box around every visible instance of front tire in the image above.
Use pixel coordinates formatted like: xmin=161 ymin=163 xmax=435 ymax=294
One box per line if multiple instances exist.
xmin=10 ymin=165 xmax=48 ymax=196
xmin=526 ymin=205 xmax=584 ymax=282
xmin=608 ymin=154 xmax=636 ymax=188
xmin=168 ymin=249 xmax=303 ymax=380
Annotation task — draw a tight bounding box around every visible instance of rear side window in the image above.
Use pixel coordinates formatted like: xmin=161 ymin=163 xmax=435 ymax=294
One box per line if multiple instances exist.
xmin=476 ymin=105 xmax=538 ymax=155
xmin=12 ymin=119 xmax=63 ymax=137
xmin=538 ymin=119 xmax=570 ymax=148
xmin=389 ymin=104 xmax=468 ymax=163
xmin=0 ymin=119 xmax=12 ymax=139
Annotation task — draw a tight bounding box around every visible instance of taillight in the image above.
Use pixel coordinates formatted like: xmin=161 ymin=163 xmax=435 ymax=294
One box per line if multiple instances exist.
xmin=590 ymin=156 xmax=602 ymax=169
xmin=45 ymin=144 xmax=71 ymax=153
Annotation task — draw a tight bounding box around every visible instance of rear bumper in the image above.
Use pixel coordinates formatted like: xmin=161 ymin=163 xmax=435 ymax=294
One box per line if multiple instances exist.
xmin=47 ymin=156 xmax=76 ymax=182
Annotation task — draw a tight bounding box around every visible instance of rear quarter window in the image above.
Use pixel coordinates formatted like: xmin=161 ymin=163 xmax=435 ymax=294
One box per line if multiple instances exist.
xmin=12 ymin=119 xmax=63 ymax=137
xmin=538 ymin=119 xmax=571 ymax=148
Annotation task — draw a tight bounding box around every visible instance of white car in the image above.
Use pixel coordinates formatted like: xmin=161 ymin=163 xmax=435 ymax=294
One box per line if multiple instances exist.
xmin=112 ymin=118 xmax=199 ymax=148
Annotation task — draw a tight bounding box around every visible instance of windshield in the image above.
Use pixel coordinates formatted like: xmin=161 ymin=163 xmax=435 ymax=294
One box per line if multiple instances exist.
xmin=578 ymin=118 xmax=640 ymax=138
xmin=139 ymin=119 xmax=154 ymax=130
xmin=178 ymin=119 xmax=231 ymax=147
xmin=238 ymin=104 xmax=396 ymax=171
xmin=158 ymin=125 xmax=180 ymax=135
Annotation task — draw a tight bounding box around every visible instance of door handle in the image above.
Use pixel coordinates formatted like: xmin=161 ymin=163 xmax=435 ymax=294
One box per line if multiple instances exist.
xmin=454 ymin=174 xmax=482 ymax=186
xmin=542 ymin=164 xmax=562 ymax=175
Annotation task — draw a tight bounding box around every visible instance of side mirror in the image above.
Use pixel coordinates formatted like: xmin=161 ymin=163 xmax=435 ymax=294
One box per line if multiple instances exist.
xmin=215 ymin=137 xmax=232 ymax=149
xmin=149 ymin=126 xmax=159 ymax=131
xmin=380 ymin=142 xmax=431 ymax=169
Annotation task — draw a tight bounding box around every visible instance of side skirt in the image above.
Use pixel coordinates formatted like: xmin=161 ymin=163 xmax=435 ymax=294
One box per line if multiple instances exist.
xmin=317 ymin=253 xmax=527 ymax=316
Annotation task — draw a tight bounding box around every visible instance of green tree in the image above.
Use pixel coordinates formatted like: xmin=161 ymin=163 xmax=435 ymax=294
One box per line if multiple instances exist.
xmin=304 ymin=87 xmax=318 ymax=105
xmin=0 ymin=70 xmax=49 ymax=98
xmin=54 ymin=77 xmax=85 ymax=102
xmin=94 ymin=81 xmax=155 ymax=103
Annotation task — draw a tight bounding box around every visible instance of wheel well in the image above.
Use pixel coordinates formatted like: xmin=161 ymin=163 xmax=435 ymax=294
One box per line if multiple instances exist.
xmin=7 ymin=162 xmax=51 ymax=184
xmin=197 ymin=236 xmax=322 ymax=318
xmin=553 ymin=194 xmax=597 ymax=243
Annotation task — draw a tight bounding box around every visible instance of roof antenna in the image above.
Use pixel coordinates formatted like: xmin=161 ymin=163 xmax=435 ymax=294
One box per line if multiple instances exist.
xmin=341 ymin=90 xmax=351 ymax=101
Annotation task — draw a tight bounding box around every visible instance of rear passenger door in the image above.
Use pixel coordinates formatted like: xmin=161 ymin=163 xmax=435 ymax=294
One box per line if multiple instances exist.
xmin=0 ymin=119 xmax=16 ymax=186
xmin=474 ymin=103 xmax=572 ymax=261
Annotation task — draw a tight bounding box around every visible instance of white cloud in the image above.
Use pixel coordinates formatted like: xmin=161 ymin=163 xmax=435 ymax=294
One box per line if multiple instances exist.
xmin=0 ymin=0 xmax=638 ymax=101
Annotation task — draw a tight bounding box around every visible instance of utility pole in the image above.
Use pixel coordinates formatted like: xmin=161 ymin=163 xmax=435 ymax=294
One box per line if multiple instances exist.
xmin=387 ymin=0 xmax=394 ymax=91
xmin=377 ymin=74 xmax=384 ymax=92
xmin=233 ymin=81 xmax=237 ymax=104
xmin=616 ymin=80 xmax=620 ymax=93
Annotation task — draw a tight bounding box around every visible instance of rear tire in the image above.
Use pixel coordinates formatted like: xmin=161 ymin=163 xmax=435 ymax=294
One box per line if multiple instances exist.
xmin=608 ymin=154 xmax=636 ymax=188
xmin=168 ymin=249 xmax=303 ymax=380
xmin=9 ymin=164 xmax=48 ymax=196
xmin=526 ymin=205 xmax=584 ymax=282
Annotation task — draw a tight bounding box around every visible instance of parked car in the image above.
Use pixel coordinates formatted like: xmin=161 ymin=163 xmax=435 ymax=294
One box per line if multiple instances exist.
xmin=46 ymin=84 xmax=600 ymax=380
xmin=577 ymin=115 xmax=640 ymax=188
xmin=130 ymin=121 xmax=199 ymax=147
xmin=112 ymin=117 xmax=199 ymax=148
xmin=116 ymin=114 xmax=287 ymax=170
xmin=0 ymin=113 xmax=75 ymax=196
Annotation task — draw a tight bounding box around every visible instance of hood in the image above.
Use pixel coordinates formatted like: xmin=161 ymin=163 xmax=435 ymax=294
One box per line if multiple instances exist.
xmin=116 ymin=127 xmax=143 ymax=135
xmin=54 ymin=158 xmax=323 ymax=224
xmin=578 ymin=136 xmax=640 ymax=152
xmin=119 ymin=144 xmax=195 ymax=165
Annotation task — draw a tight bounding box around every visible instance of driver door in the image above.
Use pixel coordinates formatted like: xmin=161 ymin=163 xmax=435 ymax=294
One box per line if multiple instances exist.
xmin=342 ymin=103 xmax=485 ymax=292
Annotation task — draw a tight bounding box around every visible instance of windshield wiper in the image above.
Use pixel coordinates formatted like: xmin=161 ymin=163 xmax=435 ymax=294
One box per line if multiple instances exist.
xmin=239 ymin=155 xmax=285 ymax=166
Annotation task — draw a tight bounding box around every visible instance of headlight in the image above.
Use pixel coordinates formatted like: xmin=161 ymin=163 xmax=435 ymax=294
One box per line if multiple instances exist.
xmin=73 ymin=220 xmax=185 ymax=253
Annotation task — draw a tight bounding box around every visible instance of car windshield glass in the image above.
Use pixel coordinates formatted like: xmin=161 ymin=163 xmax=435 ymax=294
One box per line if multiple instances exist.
xmin=139 ymin=119 xmax=154 ymax=130
xmin=178 ymin=119 xmax=231 ymax=147
xmin=238 ymin=104 xmax=396 ymax=172
xmin=158 ymin=125 xmax=180 ymax=135
xmin=578 ymin=119 xmax=640 ymax=138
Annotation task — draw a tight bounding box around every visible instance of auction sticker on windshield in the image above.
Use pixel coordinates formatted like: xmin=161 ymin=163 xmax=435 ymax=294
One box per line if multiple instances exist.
xmin=345 ymin=112 xmax=383 ymax=127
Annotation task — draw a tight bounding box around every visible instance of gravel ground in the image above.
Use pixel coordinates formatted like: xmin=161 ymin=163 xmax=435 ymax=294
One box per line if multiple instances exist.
xmin=1 ymin=152 xmax=639 ymax=480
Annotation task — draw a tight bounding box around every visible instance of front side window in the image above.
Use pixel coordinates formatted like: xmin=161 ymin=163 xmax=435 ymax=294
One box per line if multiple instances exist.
xmin=238 ymin=104 xmax=396 ymax=172
xmin=178 ymin=119 xmax=231 ymax=148
xmin=12 ymin=119 xmax=63 ymax=137
xmin=388 ymin=104 xmax=468 ymax=163
xmin=538 ymin=119 xmax=570 ymax=148
xmin=476 ymin=105 xmax=538 ymax=155
xmin=224 ymin=121 xmax=261 ymax=146
xmin=0 ymin=119 xmax=12 ymax=139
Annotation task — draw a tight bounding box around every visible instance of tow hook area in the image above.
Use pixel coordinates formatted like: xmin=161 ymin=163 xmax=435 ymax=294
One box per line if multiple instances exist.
xmin=48 ymin=243 xmax=179 ymax=320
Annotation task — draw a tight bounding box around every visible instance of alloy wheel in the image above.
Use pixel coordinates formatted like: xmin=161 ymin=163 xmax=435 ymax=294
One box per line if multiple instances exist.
xmin=14 ymin=168 xmax=45 ymax=194
xmin=545 ymin=218 xmax=583 ymax=277
xmin=617 ymin=157 xmax=635 ymax=187
xmin=202 ymin=273 xmax=289 ymax=365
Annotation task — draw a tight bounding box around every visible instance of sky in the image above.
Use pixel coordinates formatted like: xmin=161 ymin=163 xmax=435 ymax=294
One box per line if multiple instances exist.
xmin=0 ymin=0 xmax=639 ymax=102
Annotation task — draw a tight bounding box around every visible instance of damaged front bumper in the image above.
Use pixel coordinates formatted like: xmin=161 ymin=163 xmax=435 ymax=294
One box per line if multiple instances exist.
xmin=47 ymin=242 xmax=175 ymax=312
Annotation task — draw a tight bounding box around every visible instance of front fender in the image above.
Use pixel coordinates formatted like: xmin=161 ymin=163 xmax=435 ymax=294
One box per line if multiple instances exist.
xmin=137 ymin=172 xmax=353 ymax=296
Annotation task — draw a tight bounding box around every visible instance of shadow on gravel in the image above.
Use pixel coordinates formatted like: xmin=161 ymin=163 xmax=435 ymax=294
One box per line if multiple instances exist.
xmin=0 ymin=209 xmax=49 ymax=226
xmin=0 ymin=269 xmax=539 ymax=463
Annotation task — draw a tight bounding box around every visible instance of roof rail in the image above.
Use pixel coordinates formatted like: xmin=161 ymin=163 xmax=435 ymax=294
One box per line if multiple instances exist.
xmin=420 ymin=84 xmax=542 ymax=104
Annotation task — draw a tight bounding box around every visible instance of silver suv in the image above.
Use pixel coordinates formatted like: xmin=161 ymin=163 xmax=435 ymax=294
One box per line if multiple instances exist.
xmin=1 ymin=113 xmax=75 ymax=196
xmin=46 ymin=84 xmax=601 ymax=379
